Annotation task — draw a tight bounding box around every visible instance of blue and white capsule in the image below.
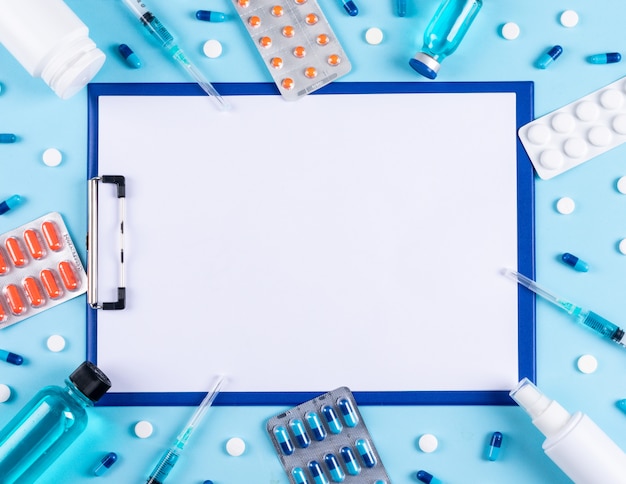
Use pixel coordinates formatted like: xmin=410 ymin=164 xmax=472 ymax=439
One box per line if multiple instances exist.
xmin=416 ymin=470 xmax=443 ymax=484
xmin=290 ymin=418 xmax=311 ymax=448
xmin=487 ymin=431 xmax=503 ymax=461
xmin=292 ymin=467 xmax=310 ymax=484
xmin=537 ymin=45 xmax=563 ymax=69
xmin=306 ymin=411 xmax=327 ymax=441
xmin=273 ymin=425 xmax=295 ymax=455
xmin=308 ymin=460 xmax=330 ymax=484
xmin=355 ymin=439 xmax=376 ymax=468
xmin=93 ymin=452 xmax=118 ymax=476
xmin=337 ymin=398 xmax=358 ymax=427
xmin=340 ymin=446 xmax=361 ymax=475
xmin=588 ymin=52 xmax=621 ymax=64
xmin=324 ymin=453 xmax=345 ymax=482
xmin=322 ymin=405 xmax=343 ymax=434
xmin=561 ymin=252 xmax=589 ymax=272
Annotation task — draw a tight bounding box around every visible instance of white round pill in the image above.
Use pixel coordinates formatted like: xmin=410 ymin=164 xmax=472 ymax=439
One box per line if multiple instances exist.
xmin=616 ymin=176 xmax=626 ymax=194
xmin=551 ymin=113 xmax=575 ymax=133
xmin=203 ymin=39 xmax=223 ymax=58
xmin=539 ymin=149 xmax=564 ymax=170
xmin=526 ymin=124 xmax=551 ymax=145
xmin=612 ymin=115 xmax=626 ymax=135
xmin=556 ymin=196 xmax=575 ymax=214
xmin=500 ymin=22 xmax=520 ymax=40
xmin=0 ymin=384 xmax=11 ymax=403
xmin=575 ymin=101 xmax=600 ymax=122
xmin=226 ymin=437 xmax=246 ymax=456
xmin=560 ymin=10 xmax=579 ymax=28
xmin=600 ymin=89 xmax=624 ymax=110
xmin=577 ymin=354 xmax=598 ymax=374
xmin=418 ymin=433 xmax=438 ymax=453
xmin=619 ymin=238 xmax=626 ymax=254
xmin=42 ymin=148 xmax=62 ymax=167
xmin=365 ymin=27 xmax=384 ymax=45
xmin=588 ymin=126 xmax=612 ymax=146
xmin=46 ymin=334 xmax=66 ymax=352
xmin=563 ymin=137 xmax=587 ymax=158
xmin=134 ymin=420 xmax=154 ymax=438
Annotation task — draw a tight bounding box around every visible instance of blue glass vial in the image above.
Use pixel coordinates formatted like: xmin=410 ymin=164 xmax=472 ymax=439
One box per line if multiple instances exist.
xmin=409 ymin=0 xmax=483 ymax=79
xmin=0 ymin=361 xmax=111 ymax=483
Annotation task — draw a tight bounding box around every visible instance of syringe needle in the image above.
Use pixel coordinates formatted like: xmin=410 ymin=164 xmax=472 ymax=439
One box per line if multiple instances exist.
xmin=503 ymin=269 xmax=573 ymax=312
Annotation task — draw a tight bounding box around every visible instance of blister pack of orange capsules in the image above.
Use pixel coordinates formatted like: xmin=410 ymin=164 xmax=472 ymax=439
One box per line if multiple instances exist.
xmin=232 ymin=0 xmax=352 ymax=100
xmin=0 ymin=212 xmax=87 ymax=329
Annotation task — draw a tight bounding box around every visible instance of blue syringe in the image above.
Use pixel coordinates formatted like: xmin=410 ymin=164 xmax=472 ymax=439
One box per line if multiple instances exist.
xmin=120 ymin=0 xmax=229 ymax=111
xmin=504 ymin=269 xmax=626 ymax=349
xmin=146 ymin=375 xmax=226 ymax=484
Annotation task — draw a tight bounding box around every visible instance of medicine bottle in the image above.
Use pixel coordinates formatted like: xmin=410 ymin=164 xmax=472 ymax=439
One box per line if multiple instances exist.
xmin=409 ymin=0 xmax=482 ymax=79
xmin=0 ymin=0 xmax=105 ymax=99
xmin=0 ymin=361 xmax=112 ymax=483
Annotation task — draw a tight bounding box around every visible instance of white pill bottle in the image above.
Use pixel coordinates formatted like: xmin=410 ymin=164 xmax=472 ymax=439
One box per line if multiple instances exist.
xmin=0 ymin=0 xmax=105 ymax=99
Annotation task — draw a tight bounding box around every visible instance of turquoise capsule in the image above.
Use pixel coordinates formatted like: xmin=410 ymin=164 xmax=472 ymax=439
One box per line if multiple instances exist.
xmin=340 ymin=446 xmax=361 ymax=475
xmin=355 ymin=439 xmax=376 ymax=468
xmin=416 ymin=470 xmax=443 ymax=484
xmin=196 ymin=10 xmax=226 ymax=22
xmin=487 ymin=431 xmax=503 ymax=461
xmin=561 ymin=252 xmax=589 ymax=272
xmin=588 ymin=52 xmax=621 ymax=64
xmin=292 ymin=467 xmax=310 ymax=484
xmin=322 ymin=405 xmax=343 ymax=434
xmin=306 ymin=411 xmax=327 ymax=441
xmin=118 ymin=44 xmax=142 ymax=68
xmin=337 ymin=398 xmax=358 ymax=427
xmin=273 ymin=425 xmax=294 ymax=455
xmin=324 ymin=453 xmax=345 ymax=482
xmin=0 ymin=195 xmax=23 ymax=215
xmin=0 ymin=134 xmax=16 ymax=143
xmin=308 ymin=460 xmax=329 ymax=484
xmin=537 ymin=45 xmax=563 ymax=69
xmin=290 ymin=419 xmax=311 ymax=448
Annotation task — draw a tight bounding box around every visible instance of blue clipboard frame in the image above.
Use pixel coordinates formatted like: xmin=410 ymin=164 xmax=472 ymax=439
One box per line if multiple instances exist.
xmin=87 ymin=81 xmax=535 ymax=407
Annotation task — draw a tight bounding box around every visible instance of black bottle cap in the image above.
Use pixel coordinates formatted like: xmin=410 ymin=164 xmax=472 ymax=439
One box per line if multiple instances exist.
xmin=69 ymin=361 xmax=112 ymax=402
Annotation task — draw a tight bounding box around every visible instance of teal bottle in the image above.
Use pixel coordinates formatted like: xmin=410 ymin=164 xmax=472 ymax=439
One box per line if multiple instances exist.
xmin=0 ymin=361 xmax=111 ymax=483
xmin=409 ymin=0 xmax=483 ymax=79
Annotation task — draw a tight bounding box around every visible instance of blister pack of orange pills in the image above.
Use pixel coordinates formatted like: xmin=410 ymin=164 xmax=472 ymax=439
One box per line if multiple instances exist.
xmin=0 ymin=212 xmax=87 ymax=329
xmin=232 ymin=0 xmax=352 ymax=100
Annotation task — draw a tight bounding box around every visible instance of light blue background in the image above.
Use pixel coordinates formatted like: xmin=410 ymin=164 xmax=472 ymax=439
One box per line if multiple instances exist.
xmin=1 ymin=0 xmax=626 ymax=482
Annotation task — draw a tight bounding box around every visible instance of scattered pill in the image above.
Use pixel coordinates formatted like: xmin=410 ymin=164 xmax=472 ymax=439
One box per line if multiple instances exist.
xmin=118 ymin=44 xmax=141 ymax=68
xmin=324 ymin=453 xmax=346 ymax=482
xmin=500 ymin=22 xmax=520 ymax=40
xmin=0 ymin=384 xmax=11 ymax=403
xmin=537 ymin=45 xmax=563 ymax=69
xmin=134 ymin=420 xmax=153 ymax=438
xmin=196 ymin=10 xmax=226 ymax=22
xmin=418 ymin=433 xmax=439 ymax=453
xmin=577 ymin=354 xmax=598 ymax=374
xmin=226 ymin=437 xmax=246 ymax=456
xmin=416 ymin=470 xmax=442 ymax=484
xmin=322 ymin=405 xmax=343 ymax=434
xmin=365 ymin=27 xmax=384 ymax=45
xmin=616 ymin=399 xmax=626 ymax=415
xmin=203 ymin=481 xmax=214 ymax=484
xmin=46 ymin=334 xmax=66 ymax=352
xmin=0 ymin=195 xmax=23 ymax=215
xmin=556 ymin=196 xmax=575 ymax=214
xmin=397 ymin=0 xmax=406 ymax=16
xmin=0 ymin=348 xmax=23 ymax=365
xmin=355 ymin=438 xmax=376 ymax=468
xmin=0 ymin=134 xmax=17 ymax=143
xmin=341 ymin=0 xmax=358 ymax=16
xmin=203 ymin=39 xmax=223 ymax=58
xmin=588 ymin=52 xmax=621 ymax=64
xmin=93 ymin=452 xmax=118 ymax=476
xmin=274 ymin=425 xmax=294 ymax=455
xmin=617 ymin=176 xmax=626 ymax=194
xmin=487 ymin=431 xmax=503 ymax=461
xmin=306 ymin=411 xmax=327 ymax=441
xmin=619 ymin=238 xmax=626 ymax=255
xmin=561 ymin=252 xmax=589 ymax=272
xmin=340 ymin=446 xmax=361 ymax=475
xmin=289 ymin=419 xmax=311 ymax=448
xmin=337 ymin=398 xmax=359 ymax=427
xmin=560 ymin=9 xmax=579 ymax=28
xmin=42 ymin=148 xmax=62 ymax=167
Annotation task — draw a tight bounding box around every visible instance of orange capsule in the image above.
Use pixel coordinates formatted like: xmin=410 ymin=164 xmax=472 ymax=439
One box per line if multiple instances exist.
xmin=282 ymin=25 xmax=295 ymax=38
xmin=5 ymin=284 xmax=26 ymax=315
xmin=0 ymin=249 xmax=8 ymax=275
xmin=271 ymin=5 xmax=284 ymax=16
xmin=294 ymin=0 xmax=307 ymax=4
xmin=42 ymin=221 xmax=63 ymax=251
xmin=40 ymin=269 xmax=63 ymax=299
xmin=317 ymin=33 xmax=330 ymax=46
xmin=259 ymin=36 xmax=272 ymax=48
xmin=327 ymin=54 xmax=341 ymax=66
xmin=270 ymin=57 xmax=284 ymax=69
xmin=0 ymin=301 xmax=7 ymax=322
xmin=281 ymin=78 xmax=295 ymax=90
xmin=23 ymin=277 xmax=46 ymax=307
xmin=304 ymin=66 xmax=317 ymax=78
xmin=248 ymin=15 xmax=261 ymax=27
xmin=305 ymin=13 xmax=318 ymax=25
xmin=58 ymin=261 xmax=79 ymax=290
xmin=6 ymin=237 xmax=27 ymax=267
xmin=293 ymin=45 xmax=306 ymax=58
xmin=24 ymin=229 xmax=45 ymax=259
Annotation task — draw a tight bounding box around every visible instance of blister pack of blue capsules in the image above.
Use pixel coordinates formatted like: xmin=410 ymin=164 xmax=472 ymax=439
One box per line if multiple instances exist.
xmin=267 ymin=387 xmax=391 ymax=484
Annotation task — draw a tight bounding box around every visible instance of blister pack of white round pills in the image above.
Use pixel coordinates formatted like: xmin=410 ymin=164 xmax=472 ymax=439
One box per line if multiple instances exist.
xmin=231 ymin=0 xmax=352 ymax=101
xmin=0 ymin=212 xmax=87 ymax=329
xmin=519 ymin=76 xmax=626 ymax=179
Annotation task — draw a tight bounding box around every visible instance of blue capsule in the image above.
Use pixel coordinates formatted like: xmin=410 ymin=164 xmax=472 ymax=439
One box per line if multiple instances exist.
xmin=0 ymin=348 xmax=23 ymax=365
xmin=196 ymin=10 xmax=226 ymax=22
xmin=322 ymin=405 xmax=343 ymax=434
xmin=324 ymin=454 xmax=345 ymax=482
xmin=292 ymin=467 xmax=310 ymax=484
xmin=0 ymin=195 xmax=23 ymax=215
xmin=118 ymin=44 xmax=142 ymax=69
xmin=337 ymin=398 xmax=358 ymax=427
xmin=588 ymin=52 xmax=621 ymax=64
xmin=290 ymin=419 xmax=311 ymax=448
xmin=487 ymin=431 xmax=503 ymax=461
xmin=306 ymin=411 xmax=327 ymax=441
xmin=308 ymin=460 xmax=330 ymax=484
xmin=0 ymin=134 xmax=16 ymax=143
xmin=340 ymin=0 xmax=358 ymax=16
xmin=340 ymin=446 xmax=361 ymax=475
xmin=537 ymin=45 xmax=563 ymax=69
xmin=93 ymin=452 xmax=118 ymax=476
xmin=416 ymin=470 xmax=443 ymax=484
xmin=355 ymin=439 xmax=376 ymax=468
xmin=561 ymin=252 xmax=589 ymax=272
xmin=273 ymin=425 xmax=295 ymax=455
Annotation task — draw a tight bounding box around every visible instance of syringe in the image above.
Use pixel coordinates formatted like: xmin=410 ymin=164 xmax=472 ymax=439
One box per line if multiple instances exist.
xmin=119 ymin=0 xmax=229 ymax=111
xmin=146 ymin=375 xmax=226 ymax=484
xmin=504 ymin=269 xmax=626 ymax=349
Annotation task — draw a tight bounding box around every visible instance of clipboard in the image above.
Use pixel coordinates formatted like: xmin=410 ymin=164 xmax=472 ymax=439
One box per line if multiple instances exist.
xmin=87 ymin=81 xmax=535 ymax=406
